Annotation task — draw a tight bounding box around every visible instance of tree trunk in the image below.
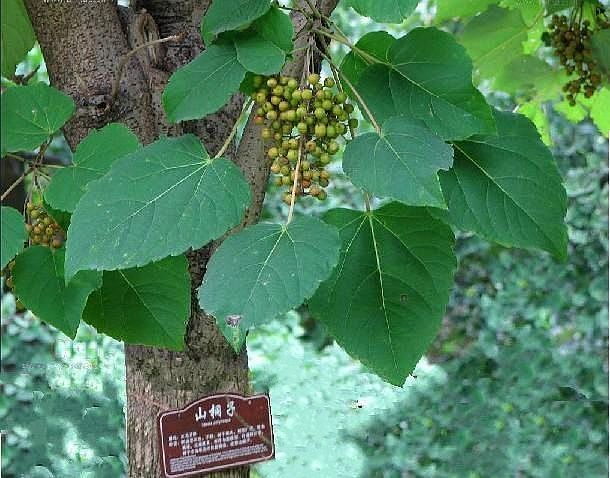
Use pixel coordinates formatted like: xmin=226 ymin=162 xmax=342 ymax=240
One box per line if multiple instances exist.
xmin=22 ymin=0 xmax=337 ymax=476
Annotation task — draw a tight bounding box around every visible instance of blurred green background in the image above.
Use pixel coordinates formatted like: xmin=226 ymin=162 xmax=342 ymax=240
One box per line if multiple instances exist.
xmin=1 ymin=3 xmax=608 ymax=477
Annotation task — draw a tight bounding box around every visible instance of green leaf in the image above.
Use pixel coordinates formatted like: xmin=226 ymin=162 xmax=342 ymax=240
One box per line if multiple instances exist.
xmin=356 ymin=64 xmax=399 ymax=123
xmin=492 ymin=55 xmax=561 ymax=98
xmin=12 ymin=246 xmax=102 ymax=338
xmin=82 ymin=255 xmax=190 ymax=350
xmin=201 ymin=0 xmax=271 ymax=44
xmin=553 ymin=98 xmax=588 ymax=123
xmin=440 ymin=109 xmax=568 ymax=259
xmin=343 ymin=116 xmax=453 ymax=208
xmin=234 ymin=32 xmax=285 ymax=75
xmin=231 ymin=5 xmax=294 ymax=75
xmin=357 ymin=27 xmax=496 ymax=140
xmin=1 ymin=206 xmax=26 ymax=269
xmin=198 ymin=216 xmax=341 ymax=351
xmin=162 ymin=43 xmax=246 ymax=122
xmin=591 ymin=28 xmax=610 ymax=78
xmin=65 ymin=134 xmax=251 ymax=280
xmin=590 ymin=87 xmax=610 ymax=138
xmin=42 ymin=197 xmax=71 ymax=231
xmin=1 ymin=0 xmax=35 ymax=78
xmin=501 ymin=0 xmax=543 ymax=23
xmin=44 ymin=123 xmax=140 ymax=213
xmin=239 ymin=72 xmax=261 ymax=95
xmin=1 ymin=83 xmax=75 ymax=154
xmin=252 ymin=5 xmax=294 ymax=54
xmin=544 ymin=0 xmax=575 ymax=14
xmin=518 ymin=101 xmax=552 ymax=145
xmin=340 ymin=31 xmax=395 ymax=96
xmin=345 ymin=0 xmax=419 ymax=23
xmin=434 ymin=0 xmax=497 ymax=22
xmin=309 ymin=203 xmax=457 ymax=386
xmin=459 ymin=6 xmax=528 ymax=80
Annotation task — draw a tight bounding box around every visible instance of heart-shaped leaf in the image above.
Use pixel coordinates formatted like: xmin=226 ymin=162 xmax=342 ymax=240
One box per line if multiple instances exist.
xmin=65 ymin=134 xmax=251 ymax=280
xmin=343 ymin=116 xmax=453 ymax=208
xmin=252 ymin=4 xmax=294 ymax=54
xmin=1 ymin=83 xmax=75 ymax=154
xmin=353 ymin=27 xmax=496 ymax=140
xmin=199 ymin=216 xmax=341 ymax=351
xmin=44 ymin=123 xmax=140 ymax=213
xmin=12 ymin=246 xmax=102 ymax=338
xmin=201 ymin=0 xmax=271 ymax=44
xmin=440 ymin=109 xmax=568 ymax=259
xmin=83 ymin=255 xmax=190 ymax=350
xmin=309 ymin=203 xmax=457 ymax=385
xmin=163 ymin=43 xmax=247 ymax=122
xmin=234 ymin=32 xmax=286 ymax=75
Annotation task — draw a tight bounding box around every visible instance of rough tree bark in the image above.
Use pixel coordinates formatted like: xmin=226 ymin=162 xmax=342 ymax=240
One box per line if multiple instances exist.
xmin=22 ymin=0 xmax=337 ymax=476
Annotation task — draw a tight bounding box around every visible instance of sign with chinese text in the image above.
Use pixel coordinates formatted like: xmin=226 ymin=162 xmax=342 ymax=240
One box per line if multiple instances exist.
xmin=157 ymin=393 xmax=274 ymax=477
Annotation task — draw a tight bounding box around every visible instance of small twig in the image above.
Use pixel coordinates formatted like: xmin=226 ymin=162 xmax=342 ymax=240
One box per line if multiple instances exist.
xmin=277 ymin=4 xmax=309 ymax=17
xmin=110 ymin=33 xmax=184 ymax=103
xmin=3 ymin=152 xmax=28 ymax=163
xmin=303 ymin=0 xmax=322 ymax=19
xmin=363 ymin=192 xmax=372 ymax=213
xmin=2 ymin=151 xmax=65 ymax=166
xmin=286 ymin=138 xmax=304 ymax=224
xmin=315 ymin=28 xmax=382 ymax=66
xmin=326 ymin=19 xmax=350 ymax=43
xmin=214 ymin=99 xmax=253 ymax=159
xmin=288 ymin=45 xmax=311 ymax=56
xmin=30 ymin=140 xmax=51 ymax=194
xmin=1 ymin=167 xmax=33 ymax=202
xmin=12 ymin=65 xmax=40 ymax=85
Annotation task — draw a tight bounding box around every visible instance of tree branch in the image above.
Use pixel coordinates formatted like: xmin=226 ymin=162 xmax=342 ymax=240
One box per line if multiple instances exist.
xmin=1 ymin=167 xmax=32 ymax=202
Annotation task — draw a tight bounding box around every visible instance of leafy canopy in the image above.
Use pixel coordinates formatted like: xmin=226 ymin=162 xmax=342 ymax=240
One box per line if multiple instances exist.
xmin=1 ymin=0 xmax=587 ymax=386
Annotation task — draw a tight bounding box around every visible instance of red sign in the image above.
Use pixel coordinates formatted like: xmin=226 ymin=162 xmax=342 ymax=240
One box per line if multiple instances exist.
xmin=157 ymin=393 xmax=274 ymax=477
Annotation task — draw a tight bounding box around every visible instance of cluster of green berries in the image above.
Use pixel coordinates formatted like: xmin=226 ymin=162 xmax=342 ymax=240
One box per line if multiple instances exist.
xmin=0 ymin=259 xmax=24 ymax=311
xmin=251 ymin=73 xmax=357 ymax=204
xmin=25 ymin=202 xmax=65 ymax=249
xmin=543 ymin=14 xmax=606 ymax=105
xmin=2 ymin=203 xmax=65 ymax=308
